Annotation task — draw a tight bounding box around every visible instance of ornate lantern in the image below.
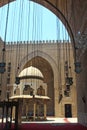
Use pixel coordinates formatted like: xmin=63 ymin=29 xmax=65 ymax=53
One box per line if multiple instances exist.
xmin=66 ymin=77 xmax=73 ymax=86
xmin=15 ymin=77 xmax=20 ymax=85
xmin=74 ymin=62 xmax=82 ymax=74
xmin=0 ymin=62 xmax=6 ymax=73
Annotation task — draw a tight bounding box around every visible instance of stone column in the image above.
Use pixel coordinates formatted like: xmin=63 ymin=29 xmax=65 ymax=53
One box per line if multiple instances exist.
xmin=12 ymin=106 xmax=15 ymax=120
xmin=18 ymin=99 xmax=23 ymax=124
xmin=26 ymin=102 xmax=28 ymax=120
xmin=33 ymin=101 xmax=36 ymax=120
xmin=44 ymin=101 xmax=47 ymax=120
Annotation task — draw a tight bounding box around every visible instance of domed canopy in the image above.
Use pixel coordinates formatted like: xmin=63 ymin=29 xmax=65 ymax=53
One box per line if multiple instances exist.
xmin=19 ymin=66 xmax=43 ymax=79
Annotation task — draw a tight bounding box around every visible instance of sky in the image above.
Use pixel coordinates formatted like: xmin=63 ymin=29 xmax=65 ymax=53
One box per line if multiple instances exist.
xmin=0 ymin=0 xmax=70 ymax=42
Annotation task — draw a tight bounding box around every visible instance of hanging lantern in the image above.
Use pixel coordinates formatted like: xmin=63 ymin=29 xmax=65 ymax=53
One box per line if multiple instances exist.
xmin=66 ymin=77 xmax=73 ymax=86
xmin=2 ymin=48 xmax=5 ymax=52
xmin=66 ymin=84 xmax=70 ymax=91
xmin=64 ymin=90 xmax=69 ymax=97
xmin=66 ymin=77 xmax=70 ymax=85
xmin=0 ymin=62 xmax=6 ymax=73
xmin=69 ymin=77 xmax=73 ymax=85
xmin=74 ymin=62 xmax=82 ymax=74
xmin=15 ymin=77 xmax=20 ymax=85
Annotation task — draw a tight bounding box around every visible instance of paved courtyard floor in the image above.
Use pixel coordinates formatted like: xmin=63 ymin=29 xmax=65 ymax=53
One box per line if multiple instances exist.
xmin=0 ymin=117 xmax=78 ymax=124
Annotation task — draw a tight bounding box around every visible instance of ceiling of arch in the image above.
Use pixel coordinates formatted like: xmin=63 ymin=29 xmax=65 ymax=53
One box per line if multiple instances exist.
xmin=0 ymin=0 xmax=87 ymax=45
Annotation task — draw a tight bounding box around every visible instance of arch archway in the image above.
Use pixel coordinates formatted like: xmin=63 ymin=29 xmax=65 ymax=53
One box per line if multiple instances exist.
xmin=18 ymin=50 xmax=59 ymax=116
xmin=1 ymin=0 xmax=87 ymax=125
xmin=0 ymin=0 xmax=75 ymax=49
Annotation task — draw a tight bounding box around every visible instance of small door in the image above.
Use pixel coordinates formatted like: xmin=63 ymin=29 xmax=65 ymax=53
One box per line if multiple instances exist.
xmin=65 ymin=104 xmax=72 ymax=117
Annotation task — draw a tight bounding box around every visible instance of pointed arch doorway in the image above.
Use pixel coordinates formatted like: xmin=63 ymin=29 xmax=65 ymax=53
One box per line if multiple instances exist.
xmin=22 ymin=56 xmax=55 ymax=116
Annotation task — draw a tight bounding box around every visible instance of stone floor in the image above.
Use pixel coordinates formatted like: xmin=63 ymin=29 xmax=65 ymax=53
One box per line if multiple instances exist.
xmin=0 ymin=117 xmax=78 ymax=124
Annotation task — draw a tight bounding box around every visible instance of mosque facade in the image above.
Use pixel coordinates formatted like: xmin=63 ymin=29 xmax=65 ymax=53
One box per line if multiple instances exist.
xmin=0 ymin=39 xmax=77 ymax=118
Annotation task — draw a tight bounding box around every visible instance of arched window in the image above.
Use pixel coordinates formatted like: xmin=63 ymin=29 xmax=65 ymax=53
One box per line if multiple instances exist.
xmin=37 ymin=86 xmax=45 ymax=96
xmin=23 ymin=85 xmax=34 ymax=95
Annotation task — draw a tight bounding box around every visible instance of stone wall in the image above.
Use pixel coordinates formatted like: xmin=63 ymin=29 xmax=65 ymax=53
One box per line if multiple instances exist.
xmin=0 ymin=41 xmax=77 ymax=117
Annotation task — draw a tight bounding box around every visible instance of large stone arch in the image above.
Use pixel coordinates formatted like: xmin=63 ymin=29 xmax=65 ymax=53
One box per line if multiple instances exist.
xmin=0 ymin=0 xmax=76 ymax=51
xmin=18 ymin=50 xmax=59 ymax=116
xmin=0 ymin=0 xmax=87 ymax=59
xmin=19 ymin=50 xmax=58 ymax=76
xmin=1 ymin=0 xmax=87 ymax=124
